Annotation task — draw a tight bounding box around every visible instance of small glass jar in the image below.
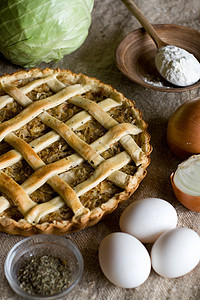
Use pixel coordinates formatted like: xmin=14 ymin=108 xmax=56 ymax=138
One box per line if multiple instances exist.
xmin=4 ymin=234 xmax=84 ymax=300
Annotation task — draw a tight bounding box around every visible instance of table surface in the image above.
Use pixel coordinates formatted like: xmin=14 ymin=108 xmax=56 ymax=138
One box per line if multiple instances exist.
xmin=0 ymin=1 xmax=200 ymax=299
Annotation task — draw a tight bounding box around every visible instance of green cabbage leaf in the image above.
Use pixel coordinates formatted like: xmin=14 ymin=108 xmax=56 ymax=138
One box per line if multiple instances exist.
xmin=0 ymin=0 xmax=94 ymax=67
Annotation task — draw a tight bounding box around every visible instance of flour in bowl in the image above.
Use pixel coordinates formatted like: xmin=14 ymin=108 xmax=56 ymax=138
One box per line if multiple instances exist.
xmin=155 ymin=45 xmax=200 ymax=87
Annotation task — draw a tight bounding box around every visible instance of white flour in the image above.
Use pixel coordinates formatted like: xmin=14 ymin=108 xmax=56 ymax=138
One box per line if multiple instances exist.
xmin=143 ymin=76 xmax=169 ymax=88
xmin=155 ymin=45 xmax=200 ymax=86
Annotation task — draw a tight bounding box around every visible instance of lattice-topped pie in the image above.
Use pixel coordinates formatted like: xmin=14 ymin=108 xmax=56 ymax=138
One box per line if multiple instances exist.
xmin=0 ymin=68 xmax=151 ymax=236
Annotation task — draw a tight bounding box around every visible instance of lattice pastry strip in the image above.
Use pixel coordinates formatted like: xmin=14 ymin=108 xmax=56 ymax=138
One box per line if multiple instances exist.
xmin=0 ymin=73 xmax=58 ymax=109
xmin=0 ymin=68 xmax=151 ymax=236
xmin=69 ymin=96 xmax=147 ymax=165
xmin=4 ymin=133 xmax=87 ymax=217
xmin=0 ymin=82 xmax=92 ymax=142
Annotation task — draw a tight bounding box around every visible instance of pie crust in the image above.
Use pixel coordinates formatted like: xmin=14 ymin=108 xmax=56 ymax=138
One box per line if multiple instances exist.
xmin=0 ymin=68 xmax=152 ymax=236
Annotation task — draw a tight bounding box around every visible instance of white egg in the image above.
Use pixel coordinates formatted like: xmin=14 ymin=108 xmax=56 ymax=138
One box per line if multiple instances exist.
xmin=99 ymin=232 xmax=151 ymax=288
xmin=151 ymin=227 xmax=200 ymax=278
xmin=119 ymin=198 xmax=177 ymax=243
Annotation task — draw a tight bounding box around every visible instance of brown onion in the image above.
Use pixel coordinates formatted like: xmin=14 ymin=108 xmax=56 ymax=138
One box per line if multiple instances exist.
xmin=167 ymin=98 xmax=200 ymax=158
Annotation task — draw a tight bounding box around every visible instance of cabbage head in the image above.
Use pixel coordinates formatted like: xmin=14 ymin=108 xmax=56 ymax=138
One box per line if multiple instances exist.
xmin=0 ymin=0 xmax=94 ymax=67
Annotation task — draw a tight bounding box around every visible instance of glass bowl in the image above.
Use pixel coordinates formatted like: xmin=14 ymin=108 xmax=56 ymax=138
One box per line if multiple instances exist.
xmin=4 ymin=234 xmax=84 ymax=300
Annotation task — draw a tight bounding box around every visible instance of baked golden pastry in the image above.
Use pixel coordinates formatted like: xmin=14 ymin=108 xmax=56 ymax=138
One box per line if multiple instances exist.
xmin=0 ymin=68 xmax=151 ymax=236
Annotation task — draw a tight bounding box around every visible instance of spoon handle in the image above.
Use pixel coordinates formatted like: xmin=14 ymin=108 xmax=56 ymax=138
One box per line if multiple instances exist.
xmin=121 ymin=0 xmax=167 ymax=49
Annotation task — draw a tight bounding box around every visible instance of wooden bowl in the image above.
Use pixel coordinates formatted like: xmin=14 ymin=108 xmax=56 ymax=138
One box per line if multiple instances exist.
xmin=116 ymin=24 xmax=200 ymax=92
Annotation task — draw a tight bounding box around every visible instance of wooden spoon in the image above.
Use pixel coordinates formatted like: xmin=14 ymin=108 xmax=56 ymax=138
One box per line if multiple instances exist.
xmin=121 ymin=0 xmax=167 ymax=49
xmin=121 ymin=0 xmax=200 ymax=87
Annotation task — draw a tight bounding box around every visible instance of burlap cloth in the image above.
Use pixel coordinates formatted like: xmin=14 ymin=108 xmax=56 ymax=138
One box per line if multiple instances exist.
xmin=0 ymin=0 xmax=199 ymax=299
